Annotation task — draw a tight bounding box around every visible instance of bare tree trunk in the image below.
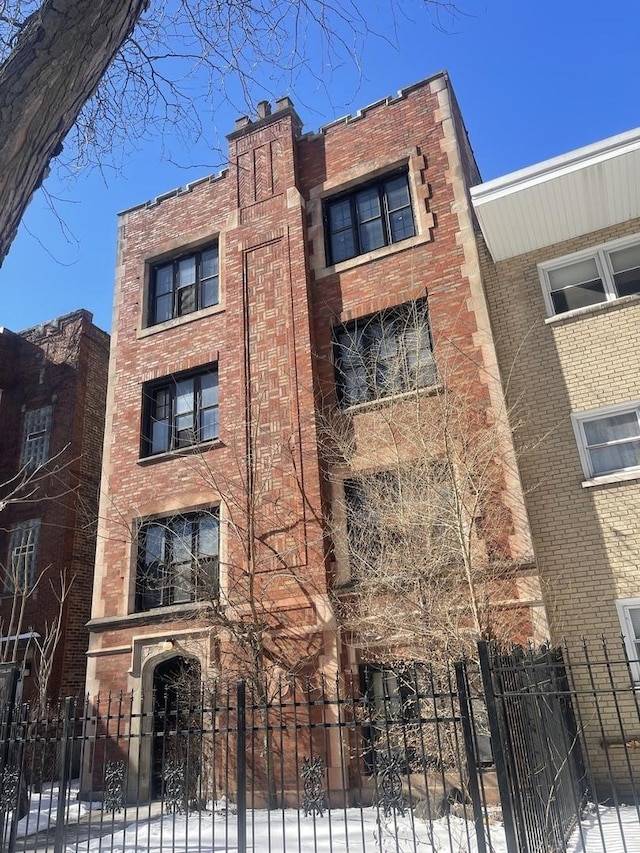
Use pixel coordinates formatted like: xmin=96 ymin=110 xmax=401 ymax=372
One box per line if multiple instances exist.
xmin=0 ymin=0 xmax=148 ymax=264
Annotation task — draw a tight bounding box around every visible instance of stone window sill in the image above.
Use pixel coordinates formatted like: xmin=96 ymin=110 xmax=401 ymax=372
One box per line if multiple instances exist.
xmin=581 ymin=469 xmax=640 ymax=488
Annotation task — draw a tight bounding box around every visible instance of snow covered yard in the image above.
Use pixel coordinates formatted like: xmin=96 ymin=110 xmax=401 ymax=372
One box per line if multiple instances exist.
xmin=566 ymin=804 xmax=640 ymax=853
xmin=69 ymin=806 xmax=499 ymax=853
xmin=7 ymin=785 xmax=640 ymax=852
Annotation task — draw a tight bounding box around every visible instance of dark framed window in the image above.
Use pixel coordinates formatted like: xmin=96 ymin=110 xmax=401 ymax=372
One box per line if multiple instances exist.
xmin=343 ymin=465 xmax=454 ymax=576
xmin=324 ymin=172 xmax=415 ymax=265
xmin=359 ymin=663 xmax=426 ymax=774
xmin=149 ymin=245 xmax=219 ymax=326
xmin=142 ymin=366 xmax=219 ymax=457
xmin=334 ymin=299 xmax=435 ymax=407
xmin=344 ymin=471 xmax=398 ymax=570
xmin=136 ymin=510 xmax=219 ymax=611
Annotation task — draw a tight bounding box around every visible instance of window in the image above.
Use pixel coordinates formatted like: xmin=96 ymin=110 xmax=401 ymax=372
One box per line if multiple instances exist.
xmin=142 ymin=366 xmax=219 ymax=457
xmin=5 ymin=520 xmax=40 ymax=592
xmin=149 ymin=245 xmax=219 ymax=326
xmin=343 ymin=466 xmax=453 ymax=574
xmin=343 ymin=472 xmax=396 ymax=572
xmin=21 ymin=406 xmax=52 ymax=469
xmin=324 ymin=172 xmax=415 ymax=265
xmin=136 ymin=510 xmax=219 ymax=611
xmin=571 ymin=403 xmax=640 ymax=480
xmin=334 ymin=300 xmax=435 ymax=407
xmin=539 ymin=236 xmax=640 ymax=316
xmin=616 ymin=599 xmax=640 ymax=682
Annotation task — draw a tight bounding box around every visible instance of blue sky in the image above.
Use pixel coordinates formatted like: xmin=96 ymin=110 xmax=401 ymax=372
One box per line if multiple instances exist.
xmin=1 ymin=0 xmax=639 ymax=334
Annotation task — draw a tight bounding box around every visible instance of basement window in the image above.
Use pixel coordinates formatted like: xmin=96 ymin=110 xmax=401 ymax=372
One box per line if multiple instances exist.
xmin=616 ymin=599 xmax=640 ymax=682
xmin=324 ymin=172 xmax=415 ymax=265
xmin=539 ymin=235 xmax=640 ymax=317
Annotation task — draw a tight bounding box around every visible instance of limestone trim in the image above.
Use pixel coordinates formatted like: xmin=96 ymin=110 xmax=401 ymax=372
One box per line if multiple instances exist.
xmin=432 ymin=75 xmax=534 ymax=564
xmin=136 ymin=229 xmax=226 ymax=337
xmin=307 ymin=151 xmax=434 ymax=279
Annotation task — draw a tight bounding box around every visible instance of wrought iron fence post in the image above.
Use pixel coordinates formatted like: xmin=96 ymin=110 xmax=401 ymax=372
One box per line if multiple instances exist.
xmin=236 ymin=681 xmax=246 ymax=853
xmin=53 ymin=697 xmax=75 ymax=853
xmin=455 ymin=660 xmax=487 ymax=853
xmin=0 ymin=664 xmax=19 ymax=851
xmin=477 ymin=641 xmax=520 ymax=853
xmin=5 ymin=703 xmax=29 ymax=853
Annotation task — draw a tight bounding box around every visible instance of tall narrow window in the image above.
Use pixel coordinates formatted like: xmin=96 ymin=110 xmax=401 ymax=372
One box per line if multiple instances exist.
xmin=334 ymin=300 xmax=435 ymax=407
xmin=6 ymin=520 xmax=41 ymax=592
xmin=21 ymin=406 xmax=52 ymax=469
xmin=142 ymin=366 xmax=219 ymax=457
xmin=136 ymin=510 xmax=220 ymax=611
xmin=150 ymin=245 xmax=219 ymax=326
xmin=325 ymin=172 xmax=415 ymax=265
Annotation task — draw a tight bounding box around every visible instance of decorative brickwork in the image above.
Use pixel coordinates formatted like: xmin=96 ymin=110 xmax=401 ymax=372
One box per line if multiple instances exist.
xmin=87 ymin=73 xmax=543 ymax=708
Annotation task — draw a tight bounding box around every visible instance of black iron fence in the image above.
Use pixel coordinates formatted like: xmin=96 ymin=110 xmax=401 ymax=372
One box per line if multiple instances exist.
xmin=0 ymin=640 xmax=637 ymax=852
xmin=478 ymin=638 xmax=640 ymax=853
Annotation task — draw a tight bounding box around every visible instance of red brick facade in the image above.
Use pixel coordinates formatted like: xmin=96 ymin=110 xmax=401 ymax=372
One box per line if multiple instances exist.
xmin=0 ymin=309 xmax=109 ymax=701
xmin=87 ymin=73 xmax=544 ymax=704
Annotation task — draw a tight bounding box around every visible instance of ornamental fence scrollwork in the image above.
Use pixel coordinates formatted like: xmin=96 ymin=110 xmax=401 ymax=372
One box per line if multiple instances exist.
xmin=104 ymin=761 xmax=126 ymax=813
xmin=163 ymin=760 xmax=186 ymax=814
xmin=375 ymin=752 xmax=406 ymax=816
xmin=300 ymin=756 xmax=326 ymax=817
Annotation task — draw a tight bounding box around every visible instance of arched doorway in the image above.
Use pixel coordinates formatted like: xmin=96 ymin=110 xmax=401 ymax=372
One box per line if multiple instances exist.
xmin=152 ymin=655 xmax=202 ymax=799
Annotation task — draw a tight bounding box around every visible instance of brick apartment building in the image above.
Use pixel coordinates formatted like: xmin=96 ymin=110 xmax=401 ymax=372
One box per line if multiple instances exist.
xmin=472 ymin=128 xmax=640 ymax=790
xmin=0 ymin=309 xmax=109 ymax=702
xmin=87 ymin=71 xmax=545 ymax=787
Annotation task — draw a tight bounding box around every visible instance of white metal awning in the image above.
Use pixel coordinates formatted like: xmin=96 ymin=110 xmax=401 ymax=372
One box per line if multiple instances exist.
xmin=471 ymin=128 xmax=640 ymax=261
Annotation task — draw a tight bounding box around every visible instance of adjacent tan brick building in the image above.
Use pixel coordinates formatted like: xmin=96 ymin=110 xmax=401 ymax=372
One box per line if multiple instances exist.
xmin=472 ymin=128 xmax=640 ymax=790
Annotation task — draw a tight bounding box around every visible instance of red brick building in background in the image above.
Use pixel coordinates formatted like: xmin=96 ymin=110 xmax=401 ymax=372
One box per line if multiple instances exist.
xmin=0 ymin=309 xmax=109 ymax=702
xmin=87 ymin=71 xmax=545 ymax=762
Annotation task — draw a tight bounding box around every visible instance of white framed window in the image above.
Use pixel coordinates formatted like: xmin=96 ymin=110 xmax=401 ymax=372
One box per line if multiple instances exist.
xmin=538 ymin=234 xmax=640 ymax=317
xmin=571 ymin=402 xmax=640 ymax=480
xmin=6 ymin=519 xmax=41 ymax=593
xmin=616 ymin=598 xmax=640 ymax=682
xmin=21 ymin=406 xmax=52 ymax=469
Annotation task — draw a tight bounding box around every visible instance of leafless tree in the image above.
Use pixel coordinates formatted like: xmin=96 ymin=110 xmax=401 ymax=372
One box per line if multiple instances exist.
xmin=0 ymin=0 xmax=461 ymax=266
xmin=132 ymin=389 xmax=326 ymax=806
xmin=0 ymin=452 xmax=77 ymax=708
xmin=319 ymin=300 xmax=532 ymax=665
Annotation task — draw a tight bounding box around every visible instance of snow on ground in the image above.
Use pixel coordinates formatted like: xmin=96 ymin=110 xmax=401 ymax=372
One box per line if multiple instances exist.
xmin=12 ymin=781 xmax=100 ymax=838
xmin=567 ymin=804 xmax=640 ymax=853
xmin=5 ymin=785 xmax=640 ymax=852
xmin=74 ymin=806 xmax=499 ymax=853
